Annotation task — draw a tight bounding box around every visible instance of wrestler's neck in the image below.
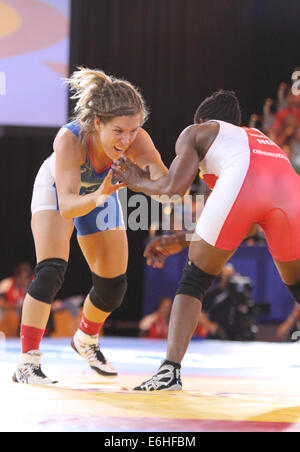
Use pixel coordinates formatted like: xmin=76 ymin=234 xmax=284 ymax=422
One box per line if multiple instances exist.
xmin=89 ymin=133 xmax=112 ymax=169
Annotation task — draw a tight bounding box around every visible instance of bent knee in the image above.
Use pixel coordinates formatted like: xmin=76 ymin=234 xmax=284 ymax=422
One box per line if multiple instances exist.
xmin=176 ymin=260 xmax=216 ymax=301
xmin=28 ymin=258 xmax=68 ymax=304
xmin=89 ymin=273 xmax=128 ymax=312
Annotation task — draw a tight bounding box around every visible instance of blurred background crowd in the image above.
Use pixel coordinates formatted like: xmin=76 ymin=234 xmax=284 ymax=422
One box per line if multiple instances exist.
xmin=2 ymin=71 xmax=299 ymax=344
xmin=249 ymin=69 xmax=300 ymax=174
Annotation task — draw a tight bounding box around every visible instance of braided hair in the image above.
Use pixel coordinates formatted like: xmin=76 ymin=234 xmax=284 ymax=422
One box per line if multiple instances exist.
xmin=193 ymin=90 xmax=242 ymax=126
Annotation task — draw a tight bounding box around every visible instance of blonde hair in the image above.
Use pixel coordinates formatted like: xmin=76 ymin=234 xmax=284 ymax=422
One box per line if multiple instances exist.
xmin=66 ymin=67 xmax=149 ymax=140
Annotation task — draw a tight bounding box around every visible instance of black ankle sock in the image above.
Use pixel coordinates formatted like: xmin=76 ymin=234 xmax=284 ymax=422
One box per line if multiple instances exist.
xmin=161 ymin=359 xmax=181 ymax=369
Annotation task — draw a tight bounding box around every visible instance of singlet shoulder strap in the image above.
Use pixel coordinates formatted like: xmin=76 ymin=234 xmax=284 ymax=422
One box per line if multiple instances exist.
xmin=63 ymin=121 xmax=81 ymax=138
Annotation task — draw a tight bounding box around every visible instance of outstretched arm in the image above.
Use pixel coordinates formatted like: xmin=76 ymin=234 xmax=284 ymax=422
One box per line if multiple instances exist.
xmin=112 ymin=121 xmax=219 ymax=198
xmin=112 ymin=125 xmax=201 ymax=198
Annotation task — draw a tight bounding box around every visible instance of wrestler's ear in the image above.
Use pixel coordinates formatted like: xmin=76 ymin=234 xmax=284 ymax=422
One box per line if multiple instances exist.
xmin=94 ymin=117 xmax=102 ymax=132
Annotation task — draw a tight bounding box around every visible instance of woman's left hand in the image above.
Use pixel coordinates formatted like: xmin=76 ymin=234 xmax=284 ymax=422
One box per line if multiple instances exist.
xmin=95 ymin=169 xmax=126 ymax=206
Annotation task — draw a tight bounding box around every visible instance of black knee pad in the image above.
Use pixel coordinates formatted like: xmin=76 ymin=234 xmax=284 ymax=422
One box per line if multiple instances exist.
xmin=28 ymin=258 xmax=68 ymax=304
xmin=89 ymin=273 xmax=128 ymax=313
xmin=176 ymin=260 xmax=216 ymax=301
xmin=286 ymin=280 xmax=300 ymax=304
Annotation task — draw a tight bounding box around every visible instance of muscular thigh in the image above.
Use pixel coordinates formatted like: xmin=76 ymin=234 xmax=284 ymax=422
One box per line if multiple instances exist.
xmin=31 ymin=210 xmax=74 ymax=262
xmin=77 ymin=227 xmax=128 ymax=278
xmin=274 ymin=258 xmax=300 ymax=285
xmin=189 ymin=232 xmax=236 ymax=275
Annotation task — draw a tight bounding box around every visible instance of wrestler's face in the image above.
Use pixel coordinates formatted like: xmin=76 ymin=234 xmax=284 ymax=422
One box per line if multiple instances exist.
xmin=95 ymin=114 xmax=142 ymax=160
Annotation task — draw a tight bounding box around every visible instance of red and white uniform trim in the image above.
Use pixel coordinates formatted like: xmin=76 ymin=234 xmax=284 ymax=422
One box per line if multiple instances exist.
xmin=196 ymin=120 xmax=300 ymax=262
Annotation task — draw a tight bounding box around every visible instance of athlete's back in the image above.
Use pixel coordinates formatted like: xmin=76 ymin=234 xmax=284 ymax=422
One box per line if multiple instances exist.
xmin=196 ymin=120 xmax=300 ymax=261
xmin=199 ymin=120 xmax=295 ymax=189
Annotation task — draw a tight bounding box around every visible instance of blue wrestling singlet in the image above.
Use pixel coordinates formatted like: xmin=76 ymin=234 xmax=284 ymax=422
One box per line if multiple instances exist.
xmin=62 ymin=121 xmax=124 ymax=235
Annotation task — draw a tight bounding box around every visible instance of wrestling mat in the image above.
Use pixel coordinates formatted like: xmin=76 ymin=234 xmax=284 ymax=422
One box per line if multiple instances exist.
xmin=1 ymin=337 xmax=300 ymax=432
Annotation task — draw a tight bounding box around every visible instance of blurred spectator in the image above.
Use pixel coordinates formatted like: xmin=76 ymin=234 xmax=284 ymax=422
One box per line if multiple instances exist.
xmin=249 ymin=73 xmax=300 ymax=174
xmin=149 ymin=195 xmax=194 ymax=238
xmin=249 ymin=113 xmax=263 ymax=130
xmin=0 ymin=262 xmax=33 ymax=320
xmin=198 ymin=263 xmax=260 ymax=341
xmin=262 ymin=98 xmax=277 ymax=132
xmin=139 ymin=297 xmax=172 ymax=338
xmin=251 ymin=83 xmax=289 ymax=133
xmin=0 ymin=260 xmax=84 ymax=337
xmin=276 ymin=303 xmax=300 ymax=342
xmin=149 ymin=174 xmax=205 ymax=239
xmin=197 ymin=263 xmax=236 ymax=340
xmin=289 ymin=125 xmax=300 ymax=172
xmin=51 ymin=295 xmax=84 ymax=318
xmin=44 ymin=295 xmax=84 ymax=337
xmin=276 ymin=82 xmax=289 ymax=111
xmin=196 ymin=311 xmax=221 ymax=338
xmin=269 ymin=90 xmax=300 ymax=147
xmin=243 ymin=225 xmax=266 ymax=246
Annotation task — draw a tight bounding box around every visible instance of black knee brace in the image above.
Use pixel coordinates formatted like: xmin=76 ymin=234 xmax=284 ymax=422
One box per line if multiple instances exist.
xmin=286 ymin=280 xmax=300 ymax=304
xmin=89 ymin=272 xmax=128 ymax=313
xmin=28 ymin=258 xmax=68 ymax=304
xmin=176 ymin=260 xmax=216 ymax=301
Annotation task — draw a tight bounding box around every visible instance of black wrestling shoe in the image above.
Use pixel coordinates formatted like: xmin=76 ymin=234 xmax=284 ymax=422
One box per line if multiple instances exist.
xmin=134 ymin=360 xmax=182 ymax=391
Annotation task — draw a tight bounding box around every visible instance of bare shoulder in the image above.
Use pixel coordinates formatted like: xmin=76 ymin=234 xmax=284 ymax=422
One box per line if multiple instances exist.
xmin=126 ymin=127 xmax=167 ymax=177
xmin=178 ymin=122 xmax=219 ymax=142
xmin=126 ymin=127 xmax=157 ymax=159
xmin=176 ymin=122 xmax=220 ymax=159
xmin=53 ymin=127 xmax=84 ymax=165
xmin=134 ymin=127 xmax=154 ymax=144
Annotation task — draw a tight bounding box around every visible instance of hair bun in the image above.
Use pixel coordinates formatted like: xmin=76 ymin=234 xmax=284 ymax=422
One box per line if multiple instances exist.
xmin=214 ymin=90 xmax=237 ymax=103
xmin=193 ymin=89 xmax=241 ymax=126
